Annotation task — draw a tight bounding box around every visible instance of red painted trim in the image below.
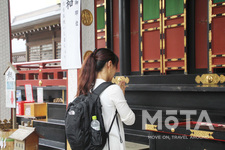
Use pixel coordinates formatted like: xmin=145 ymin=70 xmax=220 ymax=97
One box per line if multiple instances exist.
xmin=113 ymin=0 xmax=120 ymax=72
xmin=14 ymin=60 xmax=68 ymax=87
xmin=195 ymin=0 xmax=208 ymax=69
xmin=175 ymin=121 xmax=225 ymax=128
xmin=18 ymin=69 xmax=67 ymax=74
xmin=130 ymin=0 xmax=140 ymax=72
xmin=17 ymin=79 xmax=67 ymax=87
xmin=13 ymin=59 xmax=62 ymax=67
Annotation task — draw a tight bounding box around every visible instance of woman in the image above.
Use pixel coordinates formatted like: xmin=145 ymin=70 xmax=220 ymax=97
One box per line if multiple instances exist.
xmin=76 ymin=48 xmax=135 ymax=150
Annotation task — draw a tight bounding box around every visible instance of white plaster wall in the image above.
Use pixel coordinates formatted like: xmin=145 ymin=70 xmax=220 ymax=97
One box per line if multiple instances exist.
xmin=81 ymin=0 xmax=95 ymax=60
xmin=68 ymin=69 xmax=78 ymax=103
xmin=0 ymin=0 xmax=11 ymax=120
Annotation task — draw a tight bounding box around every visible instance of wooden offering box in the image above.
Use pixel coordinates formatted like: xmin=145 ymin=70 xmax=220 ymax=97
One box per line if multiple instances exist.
xmin=17 ymin=101 xmax=35 ymax=116
xmin=9 ymin=126 xmax=39 ymax=150
xmin=24 ymin=103 xmax=47 ymax=117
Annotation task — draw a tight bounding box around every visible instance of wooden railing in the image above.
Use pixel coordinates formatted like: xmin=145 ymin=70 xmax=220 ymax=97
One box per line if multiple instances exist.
xmin=13 ymin=59 xmax=67 ymax=87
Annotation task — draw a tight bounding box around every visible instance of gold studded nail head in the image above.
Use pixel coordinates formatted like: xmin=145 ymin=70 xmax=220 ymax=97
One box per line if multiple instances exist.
xmin=195 ymin=74 xmax=221 ymax=85
xmin=171 ymin=128 xmax=175 ymax=133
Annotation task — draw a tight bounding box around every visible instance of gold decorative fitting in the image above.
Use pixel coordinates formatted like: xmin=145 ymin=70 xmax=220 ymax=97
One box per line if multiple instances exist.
xmin=39 ymin=80 xmax=42 ymax=86
xmin=195 ymin=74 xmax=221 ymax=85
xmin=190 ymin=129 xmax=214 ymax=139
xmin=112 ymin=76 xmax=130 ymax=85
xmin=145 ymin=124 xmax=158 ymax=131
xmin=83 ymin=50 xmax=93 ymax=61
xmin=220 ymin=75 xmax=225 ymax=83
xmin=171 ymin=128 xmax=175 ymax=133
xmin=81 ymin=9 xmax=93 ymax=26
xmin=197 ymin=84 xmax=219 ymax=88
xmin=39 ymin=69 xmax=42 ymax=72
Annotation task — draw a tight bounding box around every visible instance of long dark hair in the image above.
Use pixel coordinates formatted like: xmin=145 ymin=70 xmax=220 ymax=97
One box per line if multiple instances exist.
xmin=76 ymin=48 xmax=119 ymax=96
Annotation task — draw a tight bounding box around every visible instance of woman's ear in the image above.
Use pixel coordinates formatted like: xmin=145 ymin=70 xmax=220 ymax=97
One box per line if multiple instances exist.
xmin=107 ymin=60 xmax=113 ymax=68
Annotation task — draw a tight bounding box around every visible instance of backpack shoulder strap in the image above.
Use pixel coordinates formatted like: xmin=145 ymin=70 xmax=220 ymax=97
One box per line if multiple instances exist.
xmin=93 ymin=82 xmax=113 ymax=95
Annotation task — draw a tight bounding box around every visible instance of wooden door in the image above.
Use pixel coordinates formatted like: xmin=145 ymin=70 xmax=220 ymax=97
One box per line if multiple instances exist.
xmin=140 ymin=0 xmax=187 ymax=75
xmin=140 ymin=0 xmax=162 ymax=74
xmin=162 ymin=0 xmax=187 ymax=74
xmin=209 ymin=0 xmax=225 ymax=73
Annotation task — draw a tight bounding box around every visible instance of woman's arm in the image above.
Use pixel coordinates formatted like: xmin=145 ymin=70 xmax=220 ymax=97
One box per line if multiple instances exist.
xmin=110 ymin=85 xmax=135 ymax=125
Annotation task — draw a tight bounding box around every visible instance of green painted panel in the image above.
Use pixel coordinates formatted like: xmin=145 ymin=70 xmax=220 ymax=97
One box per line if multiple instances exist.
xmin=166 ymin=0 xmax=184 ymax=17
xmin=213 ymin=0 xmax=225 ymax=3
xmin=143 ymin=0 xmax=160 ymax=21
xmin=97 ymin=6 xmax=105 ymax=30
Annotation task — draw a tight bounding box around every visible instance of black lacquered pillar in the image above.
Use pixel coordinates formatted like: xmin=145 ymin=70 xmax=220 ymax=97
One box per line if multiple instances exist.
xmin=119 ymin=0 xmax=131 ymax=75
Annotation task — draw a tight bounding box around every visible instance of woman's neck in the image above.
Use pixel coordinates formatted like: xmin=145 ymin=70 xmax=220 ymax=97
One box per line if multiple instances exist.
xmin=97 ymin=71 xmax=108 ymax=81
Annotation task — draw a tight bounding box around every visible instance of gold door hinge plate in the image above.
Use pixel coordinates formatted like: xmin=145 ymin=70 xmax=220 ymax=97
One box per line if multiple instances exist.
xmin=145 ymin=124 xmax=158 ymax=132
xmin=190 ymin=129 xmax=214 ymax=139
xmin=195 ymin=74 xmax=222 ymax=84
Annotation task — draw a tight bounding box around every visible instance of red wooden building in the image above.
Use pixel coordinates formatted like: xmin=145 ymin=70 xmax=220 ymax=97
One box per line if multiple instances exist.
xmin=94 ymin=0 xmax=225 ymax=150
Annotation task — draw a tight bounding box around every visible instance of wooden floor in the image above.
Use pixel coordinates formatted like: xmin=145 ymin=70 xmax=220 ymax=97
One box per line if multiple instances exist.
xmin=126 ymin=141 xmax=149 ymax=150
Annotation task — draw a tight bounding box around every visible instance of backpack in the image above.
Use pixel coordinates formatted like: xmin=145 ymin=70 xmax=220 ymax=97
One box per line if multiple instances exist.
xmin=65 ymin=82 xmax=118 ymax=150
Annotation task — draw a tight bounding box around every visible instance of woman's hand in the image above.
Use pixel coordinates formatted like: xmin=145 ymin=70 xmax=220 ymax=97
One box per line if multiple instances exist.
xmin=118 ymin=80 xmax=126 ymax=94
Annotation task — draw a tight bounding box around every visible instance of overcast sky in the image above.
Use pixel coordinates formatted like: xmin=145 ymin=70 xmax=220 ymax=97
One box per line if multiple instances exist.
xmin=10 ymin=0 xmax=58 ymax=53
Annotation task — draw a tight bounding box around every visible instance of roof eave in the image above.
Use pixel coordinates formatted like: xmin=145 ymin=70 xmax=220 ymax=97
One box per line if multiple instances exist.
xmin=11 ymin=14 xmax=60 ymax=34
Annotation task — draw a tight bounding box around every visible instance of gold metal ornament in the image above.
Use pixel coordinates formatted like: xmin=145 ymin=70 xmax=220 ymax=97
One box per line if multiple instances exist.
xmin=190 ymin=129 xmax=214 ymax=139
xmin=145 ymin=124 xmax=158 ymax=132
xmin=39 ymin=80 xmax=42 ymax=86
xmin=112 ymin=76 xmax=130 ymax=85
xmin=195 ymin=75 xmax=201 ymax=84
xmin=83 ymin=50 xmax=93 ymax=61
xmin=81 ymin=9 xmax=93 ymax=26
xmin=171 ymin=128 xmax=175 ymax=133
xmin=195 ymin=74 xmax=220 ymax=85
xmin=220 ymin=75 xmax=225 ymax=83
